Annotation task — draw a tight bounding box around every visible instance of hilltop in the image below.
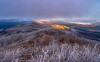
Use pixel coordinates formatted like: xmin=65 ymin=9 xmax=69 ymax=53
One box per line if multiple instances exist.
xmin=0 ymin=21 xmax=100 ymax=62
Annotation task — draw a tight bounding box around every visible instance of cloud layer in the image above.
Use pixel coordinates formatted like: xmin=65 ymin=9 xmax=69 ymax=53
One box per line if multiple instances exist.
xmin=0 ymin=0 xmax=99 ymax=19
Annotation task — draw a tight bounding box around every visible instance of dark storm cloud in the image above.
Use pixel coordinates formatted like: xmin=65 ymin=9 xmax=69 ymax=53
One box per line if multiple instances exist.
xmin=0 ymin=0 xmax=99 ymax=18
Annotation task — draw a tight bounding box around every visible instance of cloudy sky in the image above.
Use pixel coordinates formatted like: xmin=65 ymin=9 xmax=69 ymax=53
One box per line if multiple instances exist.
xmin=0 ymin=0 xmax=100 ymax=20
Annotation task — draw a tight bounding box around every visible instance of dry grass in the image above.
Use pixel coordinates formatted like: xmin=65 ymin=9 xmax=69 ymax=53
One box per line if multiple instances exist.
xmin=0 ymin=28 xmax=100 ymax=62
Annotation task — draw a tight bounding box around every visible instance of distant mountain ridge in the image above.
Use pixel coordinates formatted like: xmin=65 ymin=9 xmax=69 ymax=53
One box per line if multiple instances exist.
xmin=0 ymin=19 xmax=31 ymax=29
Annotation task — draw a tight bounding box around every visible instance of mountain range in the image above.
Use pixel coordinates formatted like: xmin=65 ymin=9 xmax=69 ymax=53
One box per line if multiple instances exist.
xmin=0 ymin=19 xmax=100 ymax=62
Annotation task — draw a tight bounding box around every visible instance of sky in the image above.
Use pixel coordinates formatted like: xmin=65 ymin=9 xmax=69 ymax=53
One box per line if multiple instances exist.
xmin=0 ymin=0 xmax=100 ymax=21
